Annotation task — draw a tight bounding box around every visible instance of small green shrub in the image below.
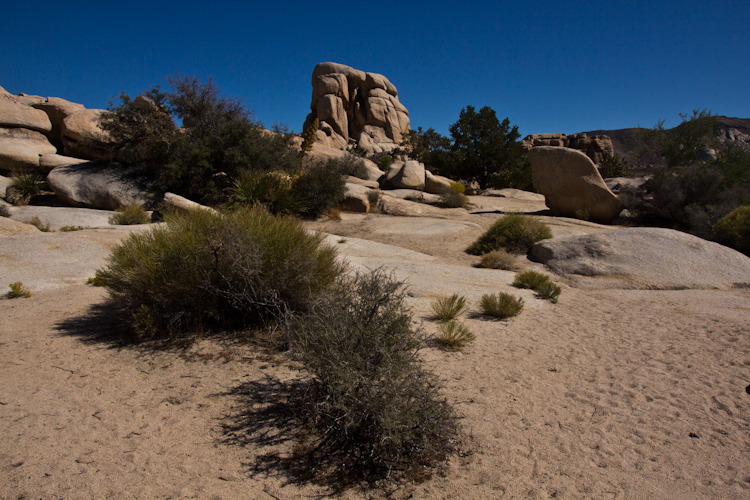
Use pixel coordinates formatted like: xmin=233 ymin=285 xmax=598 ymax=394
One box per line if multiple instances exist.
xmin=87 ymin=271 xmax=107 ymax=286
xmin=438 ymin=189 xmax=469 ymax=208
xmin=598 ymin=151 xmax=630 ymax=179
xmin=476 ymin=249 xmax=520 ymax=271
xmin=436 ymin=321 xmax=476 ymax=350
xmin=367 ymin=189 xmax=381 ymax=206
xmin=467 ymin=213 xmax=552 ymax=255
xmin=346 ymin=145 xmax=368 ymax=158
xmin=59 ymin=225 xmax=84 ymax=232
xmin=99 ymin=206 xmax=343 ymax=339
xmin=431 ymin=293 xmax=468 ymax=321
xmin=714 ymin=205 xmax=750 ymax=256
xmin=480 ymin=292 xmax=523 ymax=319
xmin=109 ymin=204 xmax=151 ymax=225
xmin=10 ymin=170 xmax=45 ymax=204
xmin=378 ymin=155 xmax=393 ymax=169
xmin=230 ymin=169 xmax=306 ymax=216
xmin=513 ymin=270 xmax=561 ymax=303
xmin=27 ymin=216 xmax=51 ymax=232
xmin=288 ymin=269 xmax=458 ymax=480
xmin=449 ymin=181 xmax=465 ymax=194
xmin=8 ymin=282 xmax=31 ymax=298
xmin=0 ymin=205 xmax=10 ymax=218
xmin=294 ymin=158 xmax=351 ymax=217
xmin=574 ymin=208 xmax=590 ymax=221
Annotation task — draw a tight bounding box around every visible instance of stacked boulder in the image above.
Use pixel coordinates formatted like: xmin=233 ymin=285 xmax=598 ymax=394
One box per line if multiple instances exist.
xmin=303 ymin=62 xmax=410 ymax=154
xmin=522 ymin=133 xmax=614 ymax=164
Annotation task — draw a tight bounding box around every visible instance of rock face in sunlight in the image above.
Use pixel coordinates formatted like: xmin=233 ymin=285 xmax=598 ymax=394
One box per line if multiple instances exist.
xmin=522 ymin=132 xmax=614 ymax=164
xmin=303 ymin=62 xmax=411 ymax=154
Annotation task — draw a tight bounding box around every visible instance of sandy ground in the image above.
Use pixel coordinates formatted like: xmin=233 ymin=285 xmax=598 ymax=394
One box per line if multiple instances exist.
xmin=1 ymin=200 xmax=749 ymax=499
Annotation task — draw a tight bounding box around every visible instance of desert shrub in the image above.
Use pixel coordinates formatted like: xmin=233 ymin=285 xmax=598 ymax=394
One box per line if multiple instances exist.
xmin=346 ymin=145 xmax=368 ymax=158
xmin=230 ymin=169 xmax=305 ymax=216
xmin=367 ymin=189 xmax=381 ymax=206
xmin=27 ymin=216 xmax=51 ymax=232
xmin=714 ymin=205 xmax=750 ymax=256
xmin=438 ymin=189 xmax=469 ymax=208
xmin=109 ymin=204 xmax=151 ymax=225
xmin=293 ymin=158 xmax=350 ymax=217
xmin=378 ymin=155 xmax=393 ymax=169
xmin=59 ymin=225 xmax=84 ymax=232
xmin=449 ymin=181 xmax=465 ymax=194
xmin=436 ymin=321 xmax=476 ymax=350
xmin=476 ymin=249 xmax=520 ymax=271
xmin=513 ymin=270 xmax=561 ymax=303
xmin=467 ymin=213 xmax=552 ymax=255
xmin=8 ymin=281 xmax=31 ymax=298
xmin=288 ymin=269 xmax=458 ymax=480
xmin=10 ymin=170 xmax=45 ymax=205
xmin=102 ymin=75 xmax=299 ymax=205
xmin=598 ymin=151 xmax=630 ymax=179
xmin=431 ymin=293 xmax=468 ymax=321
xmin=98 ymin=207 xmax=343 ymax=339
xmin=87 ymin=271 xmax=107 ymax=287
xmin=574 ymin=208 xmax=590 ymax=221
xmin=480 ymin=292 xmax=523 ymax=319
xmin=0 ymin=205 xmax=10 ymax=218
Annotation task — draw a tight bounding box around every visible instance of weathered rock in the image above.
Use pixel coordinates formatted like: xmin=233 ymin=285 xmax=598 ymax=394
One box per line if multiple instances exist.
xmin=424 ymin=170 xmax=452 ymax=194
xmin=61 ymin=108 xmax=112 ymax=160
xmin=15 ymin=93 xmax=46 ymax=106
xmin=378 ymin=195 xmax=467 ymax=217
xmin=311 ymin=62 xmax=366 ymax=89
xmin=303 ymin=143 xmax=383 ymax=182
xmin=0 ymin=174 xmax=12 ymax=199
xmin=483 ymin=188 xmax=546 ymax=202
xmin=362 ymin=72 xmax=398 ymax=96
xmin=523 ymin=132 xmax=614 ymax=164
xmin=381 ymin=189 xmax=442 ymax=204
xmin=39 ymin=153 xmax=87 ymax=173
xmin=0 ymin=127 xmax=57 ymax=172
xmin=341 ymin=183 xmax=371 ymax=213
xmin=345 ymin=175 xmax=379 ymax=189
xmin=32 ymin=97 xmax=86 ymax=151
xmin=604 ymin=176 xmax=650 ymax=194
xmin=0 ymin=88 xmax=52 ymax=133
xmin=163 ymin=192 xmax=218 ymax=216
xmin=316 ymin=94 xmax=348 ymax=140
xmin=0 ymin=216 xmax=40 ymax=236
xmin=528 ymin=146 xmax=623 ymax=223
xmin=47 ymin=160 xmax=153 ymax=210
xmin=312 ymin=73 xmax=349 ymax=109
xmin=390 ymin=160 xmax=425 ymax=190
xmin=530 ymin=227 xmax=750 ymax=290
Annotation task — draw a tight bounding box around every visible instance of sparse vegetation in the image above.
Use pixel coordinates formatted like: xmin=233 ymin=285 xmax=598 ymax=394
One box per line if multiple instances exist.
xmin=513 ymin=270 xmax=562 ymax=303
xmin=598 ymin=151 xmax=630 ymax=179
xmin=109 ymin=204 xmax=151 ymax=225
xmin=431 ymin=293 xmax=468 ymax=321
xmin=59 ymin=225 xmax=84 ymax=232
xmin=378 ymin=155 xmax=393 ymax=169
xmin=479 ymin=292 xmax=523 ymax=319
xmin=346 ymin=145 xmax=368 ymax=158
xmin=438 ymin=188 xmax=469 ymax=208
xmin=8 ymin=282 xmax=31 ymax=298
xmin=436 ymin=320 xmax=476 ymax=350
xmin=27 ymin=216 xmax=51 ymax=232
xmin=98 ymin=206 xmax=343 ymax=339
xmin=714 ymin=205 xmax=750 ymax=256
xmin=288 ymin=269 xmax=458 ymax=481
xmin=476 ymin=249 xmax=520 ymax=271
xmin=10 ymin=170 xmax=46 ymax=205
xmin=574 ymin=208 xmax=590 ymax=221
xmin=467 ymin=213 xmax=552 ymax=255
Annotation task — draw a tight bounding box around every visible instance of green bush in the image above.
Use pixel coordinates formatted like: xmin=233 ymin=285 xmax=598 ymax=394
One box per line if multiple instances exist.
xmin=449 ymin=181 xmax=465 ymax=194
xmin=230 ymin=169 xmax=305 ymax=216
xmin=98 ymin=207 xmax=343 ymax=339
xmin=293 ymin=158 xmax=351 ymax=217
xmin=476 ymin=249 xmax=520 ymax=271
xmin=479 ymin=292 xmax=523 ymax=319
xmin=10 ymin=170 xmax=45 ymax=205
xmin=467 ymin=213 xmax=552 ymax=255
xmin=109 ymin=204 xmax=151 ymax=225
xmin=288 ymin=269 xmax=458 ymax=480
xmin=8 ymin=281 xmax=31 ymax=298
xmin=378 ymin=155 xmax=393 ymax=169
xmin=512 ymin=270 xmax=562 ymax=303
xmin=714 ymin=205 xmax=750 ymax=256
xmin=598 ymin=151 xmax=630 ymax=179
xmin=436 ymin=321 xmax=476 ymax=350
xmin=431 ymin=293 xmax=468 ymax=321
xmin=438 ymin=189 xmax=469 ymax=208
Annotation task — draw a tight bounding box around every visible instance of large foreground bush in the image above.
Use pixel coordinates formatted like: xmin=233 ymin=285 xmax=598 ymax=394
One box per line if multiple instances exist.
xmin=99 ymin=207 xmax=343 ymax=339
xmin=288 ymin=269 xmax=458 ymax=479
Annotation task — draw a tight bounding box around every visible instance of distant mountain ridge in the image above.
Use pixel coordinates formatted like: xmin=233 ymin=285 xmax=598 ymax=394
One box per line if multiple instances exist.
xmin=577 ymin=116 xmax=750 ymax=160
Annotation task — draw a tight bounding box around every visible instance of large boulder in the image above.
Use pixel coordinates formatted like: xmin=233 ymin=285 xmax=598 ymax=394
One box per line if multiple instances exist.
xmin=341 ymin=183 xmax=371 ymax=213
xmin=530 ymin=227 xmax=750 ymax=290
xmin=389 ymin=160 xmax=425 ymax=190
xmin=0 ymin=87 xmax=52 ymax=133
xmin=162 ymin=192 xmax=218 ymax=216
xmin=32 ymin=97 xmax=86 ymax=151
xmin=39 ymin=153 xmax=87 ymax=173
xmin=61 ymin=108 xmax=112 ymax=160
xmin=46 ymin=160 xmax=153 ymax=210
xmin=0 ymin=127 xmax=57 ymax=172
xmin=424 ymin=170 xmax=452 ymax=194
xmin=528 ymin=146 xmax=623 ymax=223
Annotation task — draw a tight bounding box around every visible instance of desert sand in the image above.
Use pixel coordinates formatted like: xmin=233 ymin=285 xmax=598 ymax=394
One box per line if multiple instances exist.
xmin=1 ymin=199 xmax=749 ymax=499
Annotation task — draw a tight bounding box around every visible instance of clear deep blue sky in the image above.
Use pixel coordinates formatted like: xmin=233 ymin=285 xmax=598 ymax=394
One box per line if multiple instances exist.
xmin=2 ymin=1 xmax=748 ymax=138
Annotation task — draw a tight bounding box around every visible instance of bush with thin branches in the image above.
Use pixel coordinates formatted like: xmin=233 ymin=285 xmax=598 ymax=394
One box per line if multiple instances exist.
xmin=467 ymin=213 xmax=551 ymax=255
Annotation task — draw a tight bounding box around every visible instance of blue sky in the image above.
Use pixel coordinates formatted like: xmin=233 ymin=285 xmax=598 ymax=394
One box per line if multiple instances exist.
xmin=2 ymin=1 xmax=748 ymax=138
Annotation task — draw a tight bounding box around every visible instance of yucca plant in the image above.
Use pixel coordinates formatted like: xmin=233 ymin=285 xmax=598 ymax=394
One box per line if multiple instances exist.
xmin=431 ymin=293 xmax=468 ymax=321
xmin=436 ymin=320 xmax=476 ymax=349
xmin=10 ymin=170 xmax=46 ymax=205
xmin=480 ymin=292 xmax=523 ymax=319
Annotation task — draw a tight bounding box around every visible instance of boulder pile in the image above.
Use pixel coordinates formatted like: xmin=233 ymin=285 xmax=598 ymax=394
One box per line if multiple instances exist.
xmin=522 ymin=132 xmax=614 ymax=164
xmin=303 ymin=62 xmax=410 ymax=154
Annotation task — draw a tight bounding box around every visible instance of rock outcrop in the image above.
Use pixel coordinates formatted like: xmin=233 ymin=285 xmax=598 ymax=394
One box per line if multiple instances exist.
xmin=522 ymin=133 xmax=614 ymax=164
xmin=304 ymin=62 xmax=410 ymax=154
xmin=0 ymin=127 xmax=57 ymax=172
xmin=46 ymin=160 xmax=153 ymax=210
xmin=528 ymin=146 xmax=623 ymax=223
xmin=530 ymin=227 xmax=750 ymax=290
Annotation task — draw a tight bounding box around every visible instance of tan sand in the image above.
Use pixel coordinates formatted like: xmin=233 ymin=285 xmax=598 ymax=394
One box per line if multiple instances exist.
xmin=1 ymin=205 xmax=749 ymax=499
